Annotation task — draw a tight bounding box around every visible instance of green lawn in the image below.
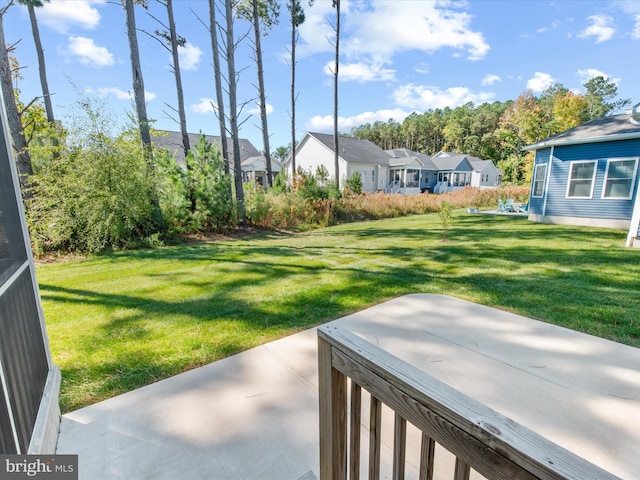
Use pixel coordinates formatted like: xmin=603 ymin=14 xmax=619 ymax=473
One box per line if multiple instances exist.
xmin=37 ymin=212 xmax=640 ymax=413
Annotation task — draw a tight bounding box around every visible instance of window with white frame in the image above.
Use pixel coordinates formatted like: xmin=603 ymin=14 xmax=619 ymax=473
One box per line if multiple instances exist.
xmin=566 ymin=161 xmax=596 ymax=198
xmin=532 ymin=163 xmax=547 ymax=197
xmin=602 ymin=158 xmax=637 ymax=199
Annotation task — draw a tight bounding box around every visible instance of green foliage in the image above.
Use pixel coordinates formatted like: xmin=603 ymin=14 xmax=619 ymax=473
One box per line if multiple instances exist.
xmin=157 ymin=134 xmax=235 ymax=235
xmin=438 ymin=200 xmax=453 ymax=241
xmin=154 ymin=148 xmax=190 ymax=234
xmin=244 ymin=182 xmax=269 ymax=224
xmin=584 ymin=76 xmax=631 ymax=120
xmin=29 ymin=123 xmax=157 ymax=254
xmin=271 ymin=169 xmax=290 ymax=194
xmin=345 ymin=171 xmax=363 ymax=194
xmin=315 ymin=164 xmax=329 ymax=185
xmin=271 ymin=144 xmax=291 ymax=163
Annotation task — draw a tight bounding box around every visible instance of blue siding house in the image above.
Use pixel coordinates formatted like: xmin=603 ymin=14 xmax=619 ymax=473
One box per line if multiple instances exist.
xmin=524 ymin=106 xmax=640 ymax=247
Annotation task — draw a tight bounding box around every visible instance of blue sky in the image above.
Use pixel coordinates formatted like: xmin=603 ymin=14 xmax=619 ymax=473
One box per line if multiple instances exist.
xmin=6 ymin=0 xmax=640 ymax=152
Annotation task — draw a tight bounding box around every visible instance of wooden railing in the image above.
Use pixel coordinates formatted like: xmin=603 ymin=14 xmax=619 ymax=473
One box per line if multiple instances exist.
xmin=317 ymin=325 xmax=619 ymax=480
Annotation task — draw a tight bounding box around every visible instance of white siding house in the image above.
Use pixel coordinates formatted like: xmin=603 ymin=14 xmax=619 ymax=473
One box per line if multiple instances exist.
xmin=289 ymin=132 xmax=391 ymax=191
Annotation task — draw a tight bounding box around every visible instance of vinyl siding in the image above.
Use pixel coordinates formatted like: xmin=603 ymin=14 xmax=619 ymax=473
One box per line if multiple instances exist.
xmin=295 ymin=136 xmax=347 ymax=187
xmin=529 ymin=148 xmax=551 ymax=215
xmin=533 ymin=140 xmax=640 ymax=221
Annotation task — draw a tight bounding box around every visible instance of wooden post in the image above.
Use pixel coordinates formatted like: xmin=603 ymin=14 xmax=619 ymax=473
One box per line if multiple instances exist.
xmin=349 ymin=382 xmax=361 ymax=480
xmin=318 ymin=336 xmax=347 ymax=480
xmin=369 ymin=395 xmax=382 ymax=480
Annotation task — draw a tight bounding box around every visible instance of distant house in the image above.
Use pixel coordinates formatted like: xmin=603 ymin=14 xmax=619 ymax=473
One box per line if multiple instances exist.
xmin=385 ymin=149 xmax=430 ymax=194
xmin=241 ymin=155 xmax=282 ymax=187
xmin=432 ymin=152 xmax=503 ymax=191
xmin=289 ymin=132 xmax=391 ymax=191
xmin=289 ymin=132 xmax=502 ymax=195
xmin=523 ymin=105 xmax=640 ymax=247
xmin=152 ymin=130 xmax=273 ymax=185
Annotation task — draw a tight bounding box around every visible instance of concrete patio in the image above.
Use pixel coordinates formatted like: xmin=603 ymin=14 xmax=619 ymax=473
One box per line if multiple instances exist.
xmin=56 ymin=294 xmax=640 ymax=479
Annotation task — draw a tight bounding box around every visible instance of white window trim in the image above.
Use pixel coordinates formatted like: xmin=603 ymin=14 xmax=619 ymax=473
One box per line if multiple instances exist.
xmin=601 ymin=157 xmax=639 ymax=200
xmin=565 ymin=160 xmax=597 ymax=199
xmin=532 ymin=163 xmax=547 ymax=198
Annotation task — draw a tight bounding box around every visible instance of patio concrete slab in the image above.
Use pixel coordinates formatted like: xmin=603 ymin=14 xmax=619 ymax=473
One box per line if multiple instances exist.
xmin=56 ymin=294 xmax=640 ymax=479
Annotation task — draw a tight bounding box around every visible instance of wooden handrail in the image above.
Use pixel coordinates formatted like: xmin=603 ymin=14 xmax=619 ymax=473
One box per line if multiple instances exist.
xmin=317 ymin=325 xmax=620 ymax=480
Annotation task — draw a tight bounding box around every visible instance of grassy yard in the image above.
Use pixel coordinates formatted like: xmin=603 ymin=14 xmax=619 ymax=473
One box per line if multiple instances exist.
xmin=36 ymin=212 xmax=640 ymax=413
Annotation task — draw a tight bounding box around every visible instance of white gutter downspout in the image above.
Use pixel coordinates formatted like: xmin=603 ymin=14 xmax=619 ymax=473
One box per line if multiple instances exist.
xmin=626 ymin=176 xmax=640 ymax=247
xmin=542 ymin=146 xmax=553 ymax=217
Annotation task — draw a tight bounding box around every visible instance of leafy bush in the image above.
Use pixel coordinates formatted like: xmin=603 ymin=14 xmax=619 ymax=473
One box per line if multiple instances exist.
xmin=29 ymin=126 xmax=157 ymax=254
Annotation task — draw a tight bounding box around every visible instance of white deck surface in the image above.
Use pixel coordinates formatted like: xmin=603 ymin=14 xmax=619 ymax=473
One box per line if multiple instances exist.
xmin=56 ymin=294 xmax=640 ymax=479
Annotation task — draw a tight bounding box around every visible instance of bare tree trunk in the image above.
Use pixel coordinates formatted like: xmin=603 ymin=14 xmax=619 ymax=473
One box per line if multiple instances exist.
xmin=332 ymin=0 xmax=340 ymax=188
xmin=224 ymin=0 xmax=246 ymax=225
xmin=124 ymin=0 xmax=163 ymax=230
xmin=208 ymin=0 xmax=230 ymax=174
xmin=289 ymin=0 xmax=297 ymax=175
xmin=166 ymin=0 xmax=189 ymax=159
xmin=252 ymin=0 xmax=272 ymax=187
xmin=165 ymin=0 xmax=196 ymax=211
xmin=27 ymin=4 xmax=53 ymax=124
xmin=125 ymin=0 xmax=151 ymax=150
xmin=0 ymin=4 xmax=32 ymax=197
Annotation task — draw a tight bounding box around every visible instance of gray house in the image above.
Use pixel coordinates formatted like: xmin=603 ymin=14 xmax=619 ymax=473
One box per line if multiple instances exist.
xmin=289 ymin=132 xmax=502 ymax=195
xmin=523 ymin=105 xmax=640 ymax=247
xmin=152 ymin=130 xmax=274 ymax=185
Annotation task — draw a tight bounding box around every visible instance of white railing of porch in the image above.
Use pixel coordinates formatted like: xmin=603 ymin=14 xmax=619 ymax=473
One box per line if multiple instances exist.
xmin=433 ymin=181 xmax=448 ymax=193
xmin=384 ymin=181 xmax=402 ymax=194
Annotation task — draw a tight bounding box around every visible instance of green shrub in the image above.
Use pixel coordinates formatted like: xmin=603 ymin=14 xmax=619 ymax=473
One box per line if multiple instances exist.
xmin=184 ymin=135 xmax=235 ymax=232
xmin=28 ymin=123 xmax=157 ymax=254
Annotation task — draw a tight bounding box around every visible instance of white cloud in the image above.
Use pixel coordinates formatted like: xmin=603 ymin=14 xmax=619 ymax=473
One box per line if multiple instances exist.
xmin=392 ymin=84 xmax=494 ymax=111
xmin=576 ymin=69 xmax=620 ymax=86
xmin=191 ymin=98 xmax=217 ymax=114
xmin=306 ymin=108 xmax=411 ymax=133
xmin=177 ymin=43 xmax=203 ymax=71
xmin=323 ymin=61 xmax=395 ymax=82
xmin=536 ymin=21 xmax=560 ymax=34
xmin=578 ymin=15 xmax=615 ymax=43
xmin=299 ymin=1 xmax=489 ymax=61
xmin=64 ymin=36 xmax=114 ymax=67
xmin=96 ymin=87 xmax=155 ymax=102
xmin=297 ymin=1 xmax=339 ymax=57
xmin=37 ymin=0 xmax=102 ymax=34
xmin=482 ymin=74 xmax=501 ymax=86
xmin=248 ymin=102 xmax=274 ymax=116
xmin=527 ymin=72 xmax=555 ymax=92
xmin=633 ymin=15 xmax=640 ymax=39
xmin=352 ymin=2 xmax=489 ymax=60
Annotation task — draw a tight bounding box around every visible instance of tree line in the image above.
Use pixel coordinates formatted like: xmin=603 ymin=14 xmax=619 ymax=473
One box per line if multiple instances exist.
xmin=349 ymin=77 xmax=630 ymax=184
